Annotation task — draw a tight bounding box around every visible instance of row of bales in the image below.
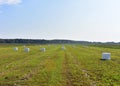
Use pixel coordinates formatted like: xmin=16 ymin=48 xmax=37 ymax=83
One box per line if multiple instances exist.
xmin=13 ymin=46 xmax=66 ymax=52
xmin=13 ymin=47 xmax=46 ymax=52
xmin=13 ymin=46 xmax=111 ymax=60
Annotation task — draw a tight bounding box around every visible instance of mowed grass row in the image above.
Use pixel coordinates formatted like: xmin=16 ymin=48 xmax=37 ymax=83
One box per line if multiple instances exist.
xmin=0 ymin=45 xmax=120 ymax=85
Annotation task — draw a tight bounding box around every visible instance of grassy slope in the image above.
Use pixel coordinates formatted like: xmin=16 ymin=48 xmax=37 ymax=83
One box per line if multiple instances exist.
xmin=0 ymin=44 xmax=120 ymax=85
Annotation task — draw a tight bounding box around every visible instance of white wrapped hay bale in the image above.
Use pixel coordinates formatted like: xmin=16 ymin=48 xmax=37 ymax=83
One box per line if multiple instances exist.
xmin=40 ymin=48 xmax=46 ymax=52
xmin=13 ymin=47 xmax=18 ymax=51
xmin=24 ymin=48 xmax=30 ymax=52
xmin=102 ymin=53 xmax=111 ymax=60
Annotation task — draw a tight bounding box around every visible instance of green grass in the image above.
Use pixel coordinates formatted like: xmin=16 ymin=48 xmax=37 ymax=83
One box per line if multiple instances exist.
xmin=0 ymin=44 xmax=120 ymax=86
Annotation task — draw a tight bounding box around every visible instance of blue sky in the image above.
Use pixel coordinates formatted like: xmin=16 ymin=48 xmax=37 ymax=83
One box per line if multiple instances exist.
xmin=0 ymin=0 xmax=120 ymax=42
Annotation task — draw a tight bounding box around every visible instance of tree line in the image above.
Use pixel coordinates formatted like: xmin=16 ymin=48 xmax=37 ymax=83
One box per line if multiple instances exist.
xmin=0 ymin=39 xmax=119 ymax=45
xmin=0 ymin=39 xmax=92 ymax=44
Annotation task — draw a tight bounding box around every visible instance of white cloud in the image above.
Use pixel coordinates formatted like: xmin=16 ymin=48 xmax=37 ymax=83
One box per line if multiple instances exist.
xmin=0 ymin=0 xmax=22 ymax=5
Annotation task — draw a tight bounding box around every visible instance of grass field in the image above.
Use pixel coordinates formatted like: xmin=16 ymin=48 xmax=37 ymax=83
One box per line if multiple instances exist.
xmin=0 ymin=44 xmax=120 ymax=86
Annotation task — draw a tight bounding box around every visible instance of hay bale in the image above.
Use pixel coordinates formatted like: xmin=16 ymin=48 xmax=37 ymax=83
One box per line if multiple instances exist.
xmin=102 ymin=53 xmax=111 ymax=60
xmin=24 ymin=48 xmax=30 ymax=52
xmin=13 ymin=47 xmax=18 ymax=51
xmin=40 ymin=48 xmax=46 ymax=52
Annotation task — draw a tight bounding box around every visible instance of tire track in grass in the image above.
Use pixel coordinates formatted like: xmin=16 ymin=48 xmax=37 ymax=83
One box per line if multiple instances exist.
xmin=62 ymin=51 xmax=73 ymax=86
xmin=63 ymin=46 xmax=95 ymax=86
